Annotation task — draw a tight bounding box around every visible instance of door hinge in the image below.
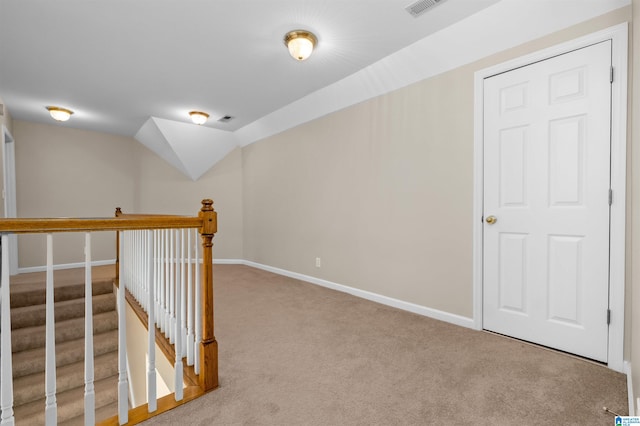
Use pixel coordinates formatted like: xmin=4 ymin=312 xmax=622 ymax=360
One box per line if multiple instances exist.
xmin=607 ymin=309 xmax=611 ymax=325
xmin=610 ymin=66 xmax=614 ymax=83
xmin=609 ymin=189 xmax=613 ymax=206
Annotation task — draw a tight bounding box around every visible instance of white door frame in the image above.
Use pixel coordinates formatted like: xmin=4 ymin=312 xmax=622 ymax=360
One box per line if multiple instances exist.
xmin=2 ymin=125 xmax=18 ymax=275
xmin=472 ymin=23 xmax=628 ymax=372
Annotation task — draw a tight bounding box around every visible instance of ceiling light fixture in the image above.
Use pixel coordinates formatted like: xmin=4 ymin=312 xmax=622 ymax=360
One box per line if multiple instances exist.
xmin=189 ymin=111 xmax=209 ymax=125
xmin=46 ymin=106 xmax=73 ymax=122
xmin=284 ymin=30 xmax=317 ymax=61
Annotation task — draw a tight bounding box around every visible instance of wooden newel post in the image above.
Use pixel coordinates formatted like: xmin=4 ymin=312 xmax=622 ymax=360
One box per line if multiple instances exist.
xmin=198 ymin=199 xmax=219 ymax=391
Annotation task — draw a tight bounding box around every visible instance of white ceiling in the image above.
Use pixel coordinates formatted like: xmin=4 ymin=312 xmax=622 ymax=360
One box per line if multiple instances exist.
xmin=0 ymin=0 xmax=630 ymax=179
xmin=0 ymin=0 xmax=498 ymax=136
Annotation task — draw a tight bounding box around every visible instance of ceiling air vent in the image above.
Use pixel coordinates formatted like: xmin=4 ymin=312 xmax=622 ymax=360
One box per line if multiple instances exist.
xmin=218 ymin=115 xmax=234 ymax=123
xmin=405 ymin=0 xmax=446 ymax=18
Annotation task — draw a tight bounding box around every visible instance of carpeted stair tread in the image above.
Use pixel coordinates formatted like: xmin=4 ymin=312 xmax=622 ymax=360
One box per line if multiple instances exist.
xmin=61 ymin=401 xmax=120 ymax=426
xmin=12 ymin=329 xmax=119 ymax=379
xmin=13 ymin=373 xmax=119 ymax=425
xmin=13 ymin=350 xmax=119 ymax=406
xmin=7 ymin=266 xmax=125 ymax=425
xmin=11 ymin=310 xmax=118 ymax=353
xmin=11 ymin=292 xmax=116 ymax=330
xmin=10 ymin=279 xmax=114 ymax=309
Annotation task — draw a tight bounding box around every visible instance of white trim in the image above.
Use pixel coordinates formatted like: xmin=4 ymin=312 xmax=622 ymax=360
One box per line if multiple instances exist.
xmin=213 ymin=258 xmax=244 ymax=265
xmin=473 ymin=23 xmax=628 ymax=372
xmin=243 ymin=260 xmax=475 ymax=329
xmin=2 ymin=125 xmax=18 ymax=276
xmin=17 ymin=259 xmax=116 ymax=274
xmin=625 ymin=361 xmax=635 ymax=416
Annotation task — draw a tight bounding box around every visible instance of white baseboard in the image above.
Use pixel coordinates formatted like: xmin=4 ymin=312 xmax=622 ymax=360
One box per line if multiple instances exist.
xmin=242 ymin=260 xmax=475 ymax=329
xmin=625 ymin=361 xmax=635 ymax=416
xmin=214 ymin=258 xmax=244 ymax=265
xmin=17 ymin=259 xmax=116 ymax=274
xmin=17 ymin=257 xmax=475 ymax=330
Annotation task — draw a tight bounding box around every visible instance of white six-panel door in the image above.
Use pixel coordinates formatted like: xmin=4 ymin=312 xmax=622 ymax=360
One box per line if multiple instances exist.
xmin=482 ymin=41 xmax=612 ymax=362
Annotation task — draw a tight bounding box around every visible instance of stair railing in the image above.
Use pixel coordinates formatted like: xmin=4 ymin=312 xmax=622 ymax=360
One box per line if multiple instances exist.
xmin=0 ymin=199 xmax=218 ymax=426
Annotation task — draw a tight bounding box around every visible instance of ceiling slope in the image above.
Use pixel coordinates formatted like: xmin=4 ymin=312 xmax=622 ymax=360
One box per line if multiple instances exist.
xmin=135 ymin=118 xmax=238 ymax=181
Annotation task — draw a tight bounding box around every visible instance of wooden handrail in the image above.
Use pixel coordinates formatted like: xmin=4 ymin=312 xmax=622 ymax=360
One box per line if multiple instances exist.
xmin=0 ymin=216 xmax=202 ymax=233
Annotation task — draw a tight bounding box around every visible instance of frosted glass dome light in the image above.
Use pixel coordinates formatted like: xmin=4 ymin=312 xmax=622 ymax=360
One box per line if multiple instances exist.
xmin=189 ymin=111 xmax=209 ymax=125
xmin=46 ymin=106 xmax=73 ymax=122
xmin=284 ymin=30 xmax=317 ymax=61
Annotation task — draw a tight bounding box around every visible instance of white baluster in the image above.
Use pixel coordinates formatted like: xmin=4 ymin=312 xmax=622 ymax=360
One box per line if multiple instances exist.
xmin=84 ymin=233 xmax=95 ymax=425
xmin=147 ymin=230 xmax=157 ymax=413
xmin=134 ymin=232 xmax=139 ymax=302
xmin=175 ymin=231 xmax=181 ymax=349
xmin=1 ymin=234 xmax=15 ymax=426
xmin=44 ymin=234 xmax=57 ymax=425
xmin=151 ymin=231 xmax=156 ymax=323
xmin=163 ymin=230 xmax=170 ymax=336
xmin=131 ymin=231 xmax=137 ymax=302
xmin=155 ymin=230 xmax=161 ymax=327
xmin=134 ymin=231 xmax=142 ymax=304
xmin=123 ymin=232 xmax=128 ymax=293
xmin=138 ymin=231 xmax=143 ymax=305
xmin=186 ymin=229 xmax=194 ymax=366
xmin=142 ymin=230 xmax=146 ymax=306
xmin=141 ymin=231 xmax=146 ymax=308
xmin=128 ymin=232 xmax=133 ymax=294
xmin=131 ymin=231 xmax=136 ymax=299
xmin=174 ymin=230 xmax=184 ymax=401
xmin=169 ymin=230 xmax=175 ymax=344
xmin=159 ymin=230 xmax=166 ymax=335
xmin=150 ymin=231 xmax=155 ymax=319
xmin=130 ymin=232 xmax=136 ymax=301
xmin=194 ymin=231 xmax=201 ymax=375
xmin=180 ymin=229 xmax=187 ymax=357
xmin=127 ymin=232 xmax=133 ymax=297
xmin=117 ymin=231 xmax=128 ymax=424
xmin=156 ymin=231 xmax=163 ymax=334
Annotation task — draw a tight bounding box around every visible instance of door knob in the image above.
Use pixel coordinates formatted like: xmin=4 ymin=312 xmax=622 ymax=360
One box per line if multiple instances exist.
xmin=485 ymin=215 xmax=497 ymax=225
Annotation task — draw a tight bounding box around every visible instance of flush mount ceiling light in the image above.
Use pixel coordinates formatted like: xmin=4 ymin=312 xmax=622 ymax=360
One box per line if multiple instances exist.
xmin=189 ymin=111 xmax=209 ymax=125
xmin=46 ymin=106 xmax=73 ymax=122
xmin=284 ymin=30 xmax=317 ymax=61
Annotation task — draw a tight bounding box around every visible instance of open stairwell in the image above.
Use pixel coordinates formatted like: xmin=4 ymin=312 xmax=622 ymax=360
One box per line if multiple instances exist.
xmin=8 ymin=266 xmax=120 ymax=425
xmin=0 ymin=203 xmax=219 ymax=425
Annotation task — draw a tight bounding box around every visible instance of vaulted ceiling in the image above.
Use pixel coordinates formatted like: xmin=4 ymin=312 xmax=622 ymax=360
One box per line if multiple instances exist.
xmin=0 ymin=0 xmax=629 ymax=179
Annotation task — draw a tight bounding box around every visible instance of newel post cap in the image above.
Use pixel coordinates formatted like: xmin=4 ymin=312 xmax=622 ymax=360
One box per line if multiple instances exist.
xmin=199 ymin=199 xmax=217 ymax=235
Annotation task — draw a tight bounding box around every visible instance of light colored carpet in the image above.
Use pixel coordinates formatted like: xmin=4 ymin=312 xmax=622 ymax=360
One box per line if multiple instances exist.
xmin=143 ymin=264 xmax=626 ymax=425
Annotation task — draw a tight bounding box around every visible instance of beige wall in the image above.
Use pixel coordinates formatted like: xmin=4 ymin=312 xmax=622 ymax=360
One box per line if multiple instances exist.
xmin=11 ymin=119 xmax=244 ymax=267
xmin=242 ymin=7 xmax=633 ymax=319
xmin=243 ymin=68 xmax=475 ymax=316
xmin=13 ymin=121 xmax=138 ymax=267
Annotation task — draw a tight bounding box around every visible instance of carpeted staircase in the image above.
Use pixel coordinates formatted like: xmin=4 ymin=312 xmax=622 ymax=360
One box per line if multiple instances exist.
xmin=9 ymin=271 xmax=121 ymax=425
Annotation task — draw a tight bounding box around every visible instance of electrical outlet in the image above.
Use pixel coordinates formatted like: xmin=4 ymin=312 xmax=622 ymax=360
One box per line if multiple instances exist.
xmin=315 ymin=257 xmax=321 ymax=268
